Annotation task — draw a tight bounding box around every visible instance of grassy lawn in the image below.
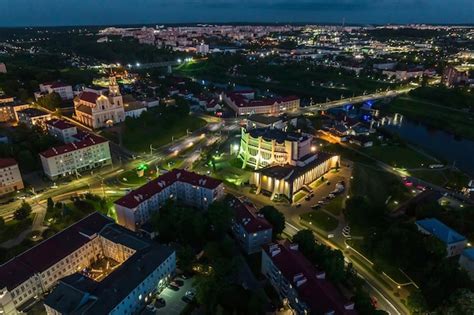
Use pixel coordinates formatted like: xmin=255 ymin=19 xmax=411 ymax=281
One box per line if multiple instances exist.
xmin=387 ymin=97 xmax=474 ymax=140
xmin=410 ymin=168 xmax=469 ymax=189
xmin=362 ymin=144 xmax=436 ymax=169
xmin=293 ymin=191 xmax=306 ymax=203
xmin=118 ymin=169 xmax=150 ymax=186
xmin=300 ymin=211 xmax=339 ymax=232
xmin=0 ymin=217 xmax=33 ymax=243
xmin=202 ymin=156 xmax=251 ymax=188
xmin=348 ymin=239 xmax=410 ymax=284
xmin=324 ymin=195 xmax=345 ymax=216
xmin=121 ymin=115 xmax=206 ymax=153
xmin=350 ymin=163 xmax=411 ymax=208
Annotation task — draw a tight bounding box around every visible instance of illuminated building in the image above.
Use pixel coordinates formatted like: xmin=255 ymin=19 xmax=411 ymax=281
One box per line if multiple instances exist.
xmin=222 ymin=91 xmax=300 ymax=116
xmin=39 ymin=132 xmax=111 ymax=180
xmin=261 ymin=242 xmax=357 ymax=315
xmin=74 ymin=76 xmax=125 ymax=129
xmin=16 ymin=108 xmax=52 ymax=130
xmin=0 ymin=158 xmax=24 ymax=196
xmin=36 ymin=82 xmax=74 ymax=101
xmin=239 ymin=127 xmax=339 ymax=202
xmin=0 ymin=212 xmax=176 ymax=315
xmin=239 ymin=127 xmax=312 ymax=170
xmin=115 ymin=169 xmax=225 ymax=231
xmin=46 ymin=119 xmax=78 ymax=143
xmin=229 ymin=197 xmax=272 ymax=254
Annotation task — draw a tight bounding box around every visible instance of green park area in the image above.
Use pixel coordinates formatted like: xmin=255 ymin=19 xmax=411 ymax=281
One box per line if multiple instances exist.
xmin=362 ymin=144 xmax=436 ymax=169
xmin=300 ymin=211 xmax=339 ymax=232
xmin=177 ymin=56 xmax=395 ymax=101
xmin=324 ymin=195 xmax=345 ymax=216
xmin=108 ymin=103 xmax=207 ymax=153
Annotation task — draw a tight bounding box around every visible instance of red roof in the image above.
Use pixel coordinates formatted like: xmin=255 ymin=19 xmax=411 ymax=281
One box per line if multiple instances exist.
xmin=226 ymin=91 xmax=299 ymax=108
xmin=263 ymin=241 xmax=357 ymax=315
xmin=50 ymin=82 xmax=70 ymax=89
xmin=0 ymin=213 xmax=112 ymax=291
xmin=0 ymin=158 xmax=18 ymax=169
xmin=115 ymin=169 xmax=222 ymax=209
xmin=78 ymin=91 xmax=100 ymax=104
xmin=40 ymin=133 xmax=108 ymax=158
xmin=230 ymin=197 xmax=272 ymax=233
xmin=46 ymin=119 xmax=76 ymax=130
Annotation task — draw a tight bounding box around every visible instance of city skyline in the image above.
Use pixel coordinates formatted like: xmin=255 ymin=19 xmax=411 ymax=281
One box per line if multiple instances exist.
xmin=1 ymin=0 xmax=473 ymax=27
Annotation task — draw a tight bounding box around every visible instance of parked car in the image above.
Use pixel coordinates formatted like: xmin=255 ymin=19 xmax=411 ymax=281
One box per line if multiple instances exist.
xmin=146 ymin=305 xmax=157 ymax=312
xmin=167 ymin=283 xmax=179 ymax=291
xmin=155 ymin=298 xmax=166 ymax=308
xmin=173 ymin=279 xmax=184 ymax=287
xmin=311 ymin=204 xmax=321 ymax=210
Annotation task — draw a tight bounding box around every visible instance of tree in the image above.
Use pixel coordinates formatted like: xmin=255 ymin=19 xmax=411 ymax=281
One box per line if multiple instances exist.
xmin=407 ymin=290 xmax=428 ymax=314
xmin=177 ymin=246 xmax=195 ymax=273
xmin=47 ymin=197 xmax=55 ymax=212
xmin=259 ymin=206 xmax=285 ymax=238
xmin=0 ymin=216 xmax=4 ymax=228
xmin=36 ymin=92 xmax=62 ymax=111
xmin=435 ymin=289 xmax=474 ymax=315
xmin=207 ymin=201 xmax=233 ymax=238
xmin=292 ymin=229 xmax=315 ymax=253
xmin=14 ymin=201 xmax=32 ymax=221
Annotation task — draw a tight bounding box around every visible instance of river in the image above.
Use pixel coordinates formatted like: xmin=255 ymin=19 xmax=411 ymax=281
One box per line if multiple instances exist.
xmin=383 ymin=118 xmax=474 ymax=177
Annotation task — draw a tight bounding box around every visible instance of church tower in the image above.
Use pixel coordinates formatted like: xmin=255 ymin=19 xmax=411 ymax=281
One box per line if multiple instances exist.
xmin=108 ymin=75 xmax=123 ymax=107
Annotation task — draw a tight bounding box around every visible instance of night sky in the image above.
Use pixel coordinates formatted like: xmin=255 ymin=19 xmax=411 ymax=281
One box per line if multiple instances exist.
xmin=1 ymin=0 xmax=473 ymax=26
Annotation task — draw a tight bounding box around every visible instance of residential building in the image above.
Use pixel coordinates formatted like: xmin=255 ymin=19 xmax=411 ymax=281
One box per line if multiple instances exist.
xmin=74 ymin=76 xmax=125 ymax=129
xmin=229 ymin=197 xmax=272 ymax=254
xmin=0 ymin=63 xmax=7 ymax=74
xmin=0 ymin=159 xmax=24 ymax=196
xmin=122 ymin=95 xmax=147 ymax=118
xmin=239 ymin=127 xmax=313 ymax=169
xmin=0 ymin=96 xmax=29 ymax=122
xmin=460 ymin=248 xmax=474 ymax=280
xmin=261 ymin=241 xmax=357 ymax=315
xmin=196 ymin=43 xmax=210 ymax=55
xmin=442 ymin=66 xmax=469 ymax=87
xmin=39 ymin=133 xmax=111 ymax=180
xmin=416 ymin=218 xmax=467 ymax=257
xmin=0 ymin=212 xmax=176 ymax=315
xmin=223 ymin=91 xmax=300 ymax=116
xmin=36 ymin=82 xmax=74 ymax=101
xmin=115 ymin=169 xmax=224 ymax=231
xmin=16 ymin=108 xmax=51 ymax=130
xmin=245 ymin=114 xmax=287 ymax=130
xmin=45 ymin=119 xmax=78 ymax=143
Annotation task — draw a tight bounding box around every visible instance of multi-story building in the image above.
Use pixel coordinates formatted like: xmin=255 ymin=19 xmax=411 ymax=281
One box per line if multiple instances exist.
xmin=239 ymin=127 xmax=313 ymax=169
xmin=0 ymin=212 xmax=176 ymax=315
xmin=416 ymin=218 xmax=467 ymax=257
xmin=36 ymin=82 xmax=74 ymax=101
xmin=0 ymin=159 xmax=24 ymax=196
xmin=261 ymin=241 xmax=357 ymax=315
xmin=196 ymin=43 xmax=210 ymax=55
xmin=442 ymin=66 xmax=469 ymax=87
xmin=459 ymin=248 xmax=474 ymax=280
xmin=240 ymin=127 xmax=339 ymax=202
xmin=74 ymin=76 xmax=125 ymax=129
xmin=115 ymin=169 xmax=224 ymax=231
xmin=0 ymin=96 xmax=29 ymax=122
xmin=45 ymin=119 xmax=78 ymax=143
xmin=16 ymin=108 xmax=51 ymax=130
xmin=39 ymin=133 xmax=111 ymax=180
xmin=229 ymin=197 xmax=272 ymax=254
xmin=223 ymin=91 xmax=300 ymax=116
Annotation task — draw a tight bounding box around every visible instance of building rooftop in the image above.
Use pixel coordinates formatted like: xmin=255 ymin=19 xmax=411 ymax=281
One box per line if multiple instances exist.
xmin=46 ymin=119 xmax=76 ymax=130
xmin=246 ymin=127 xmax=308 ymax=143
xmin=43 ymin=229 xmax=174 ymax=314
xmin=229 ymin=197 xmax=272 ymax=234
xmin=462 ymin=248 xmax=474 ymax=261
xmin=256 ymin=152 xmax=334 ymax=181
xmin=40 ymin=133 xmax=108 ymax=158
xmin=114 ymin=169 xmax=222 ymax=209
xmin=77 ymin=91 xmax=100 ymax=104
xmin=17 ymin=108 xmax=50 ymax=118
xmin=0 ymin=213 xmax=113 ymax=291
xmin=416 ymin=218 xmax=466 ymax=245
xmin=0 ymin=158 xmax=18 ymax=169
xmin=263 ymin=241 xmax=357 ymax=315
xmin=226 ymin=91 xmax=299 ymax=108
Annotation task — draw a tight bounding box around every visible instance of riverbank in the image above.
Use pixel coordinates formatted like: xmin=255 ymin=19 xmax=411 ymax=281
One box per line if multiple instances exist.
xmin=385 ymin=97 xmax=474 ymax=141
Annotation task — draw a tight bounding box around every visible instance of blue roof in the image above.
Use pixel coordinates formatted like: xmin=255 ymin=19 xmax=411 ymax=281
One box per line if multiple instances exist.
xmin=462 ymin=248 xmax=474 ymax=261
xmin=416 ymin=218 xmax=466 ymax=245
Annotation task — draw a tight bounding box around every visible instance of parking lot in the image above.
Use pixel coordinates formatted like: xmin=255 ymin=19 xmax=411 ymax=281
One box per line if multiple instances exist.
xmin=156 ymin=277 xmax=194 ymax=315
